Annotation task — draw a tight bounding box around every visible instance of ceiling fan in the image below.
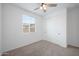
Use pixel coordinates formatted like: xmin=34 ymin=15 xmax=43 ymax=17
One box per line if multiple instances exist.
xmin=34 ymin=3 xmax=57 ymax=12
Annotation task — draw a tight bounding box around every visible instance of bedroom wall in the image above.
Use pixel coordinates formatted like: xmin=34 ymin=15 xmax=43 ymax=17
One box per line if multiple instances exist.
xmin=67 ymin=7 xmax=79 ymax=47
xmin=0 ymin=3 xmax=2 ymax=55
xmin=43 ymin=8 xmax=67 ymax=47
xmin=2 ymin=4 xmax=43 ymax=52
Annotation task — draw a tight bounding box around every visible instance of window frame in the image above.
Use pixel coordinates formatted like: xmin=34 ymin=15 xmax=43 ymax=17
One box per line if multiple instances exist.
xmin=22 ymin=15 xmax=36 ymax=33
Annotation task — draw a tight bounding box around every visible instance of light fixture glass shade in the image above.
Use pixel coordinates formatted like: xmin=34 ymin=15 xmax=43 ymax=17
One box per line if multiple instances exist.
xmin=40 ymin=6 xmax=43 ymax=9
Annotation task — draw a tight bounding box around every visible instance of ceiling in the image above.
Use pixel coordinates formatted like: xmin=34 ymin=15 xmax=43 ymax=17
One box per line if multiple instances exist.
xmin=14 ymin=3 xmax=79 ymax=16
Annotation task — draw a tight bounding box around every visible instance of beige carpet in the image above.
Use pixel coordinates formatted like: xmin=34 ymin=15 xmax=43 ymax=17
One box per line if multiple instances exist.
xmin=2 ymin=40 xmax=79 ymax=56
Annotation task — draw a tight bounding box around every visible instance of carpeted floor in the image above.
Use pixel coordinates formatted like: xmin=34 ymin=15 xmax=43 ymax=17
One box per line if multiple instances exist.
xmin=2 ymin=40 xmax=79 ymax=56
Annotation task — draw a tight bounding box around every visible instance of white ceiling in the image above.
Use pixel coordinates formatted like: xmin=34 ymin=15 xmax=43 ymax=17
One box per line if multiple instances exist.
xmin=14 ymin=3 xmax=79 ymax=16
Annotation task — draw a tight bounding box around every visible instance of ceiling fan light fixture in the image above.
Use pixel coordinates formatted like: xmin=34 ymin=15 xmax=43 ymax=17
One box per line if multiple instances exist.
xmin=40 ymin=4 xmax=47 ymax=12
xmin=43 ymin=4 xmax=47 ymax=10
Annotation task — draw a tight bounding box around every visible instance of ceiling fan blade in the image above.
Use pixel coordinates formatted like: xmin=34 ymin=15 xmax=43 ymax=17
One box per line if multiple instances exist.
xmin=34 ymin=7 xmax=39 ymax=10
xmin=48 ymin=4 xmax=57 ymax=7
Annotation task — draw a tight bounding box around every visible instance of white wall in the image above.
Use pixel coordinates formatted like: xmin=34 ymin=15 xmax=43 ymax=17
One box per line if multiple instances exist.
xmin=2 ymin=4 xmax=43 ymax=52
xmin=67 ymin=7 xmax=79 ymax=47
xmin=44 ymin=8 xmax=67 ymax=47
xmin=0 ymin=3 xmax=2 ymax=55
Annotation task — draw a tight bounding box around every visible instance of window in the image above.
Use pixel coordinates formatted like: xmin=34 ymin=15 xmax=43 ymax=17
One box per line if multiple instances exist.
xmin=22 ymin=15 xmax=36 ymax=32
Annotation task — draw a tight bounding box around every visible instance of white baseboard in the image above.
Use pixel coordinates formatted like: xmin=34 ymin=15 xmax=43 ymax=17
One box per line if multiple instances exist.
xmin=3 ymin=39 xmax=42 ymax=52
xmin=45 ymin=39 xmax=67 ymax=48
